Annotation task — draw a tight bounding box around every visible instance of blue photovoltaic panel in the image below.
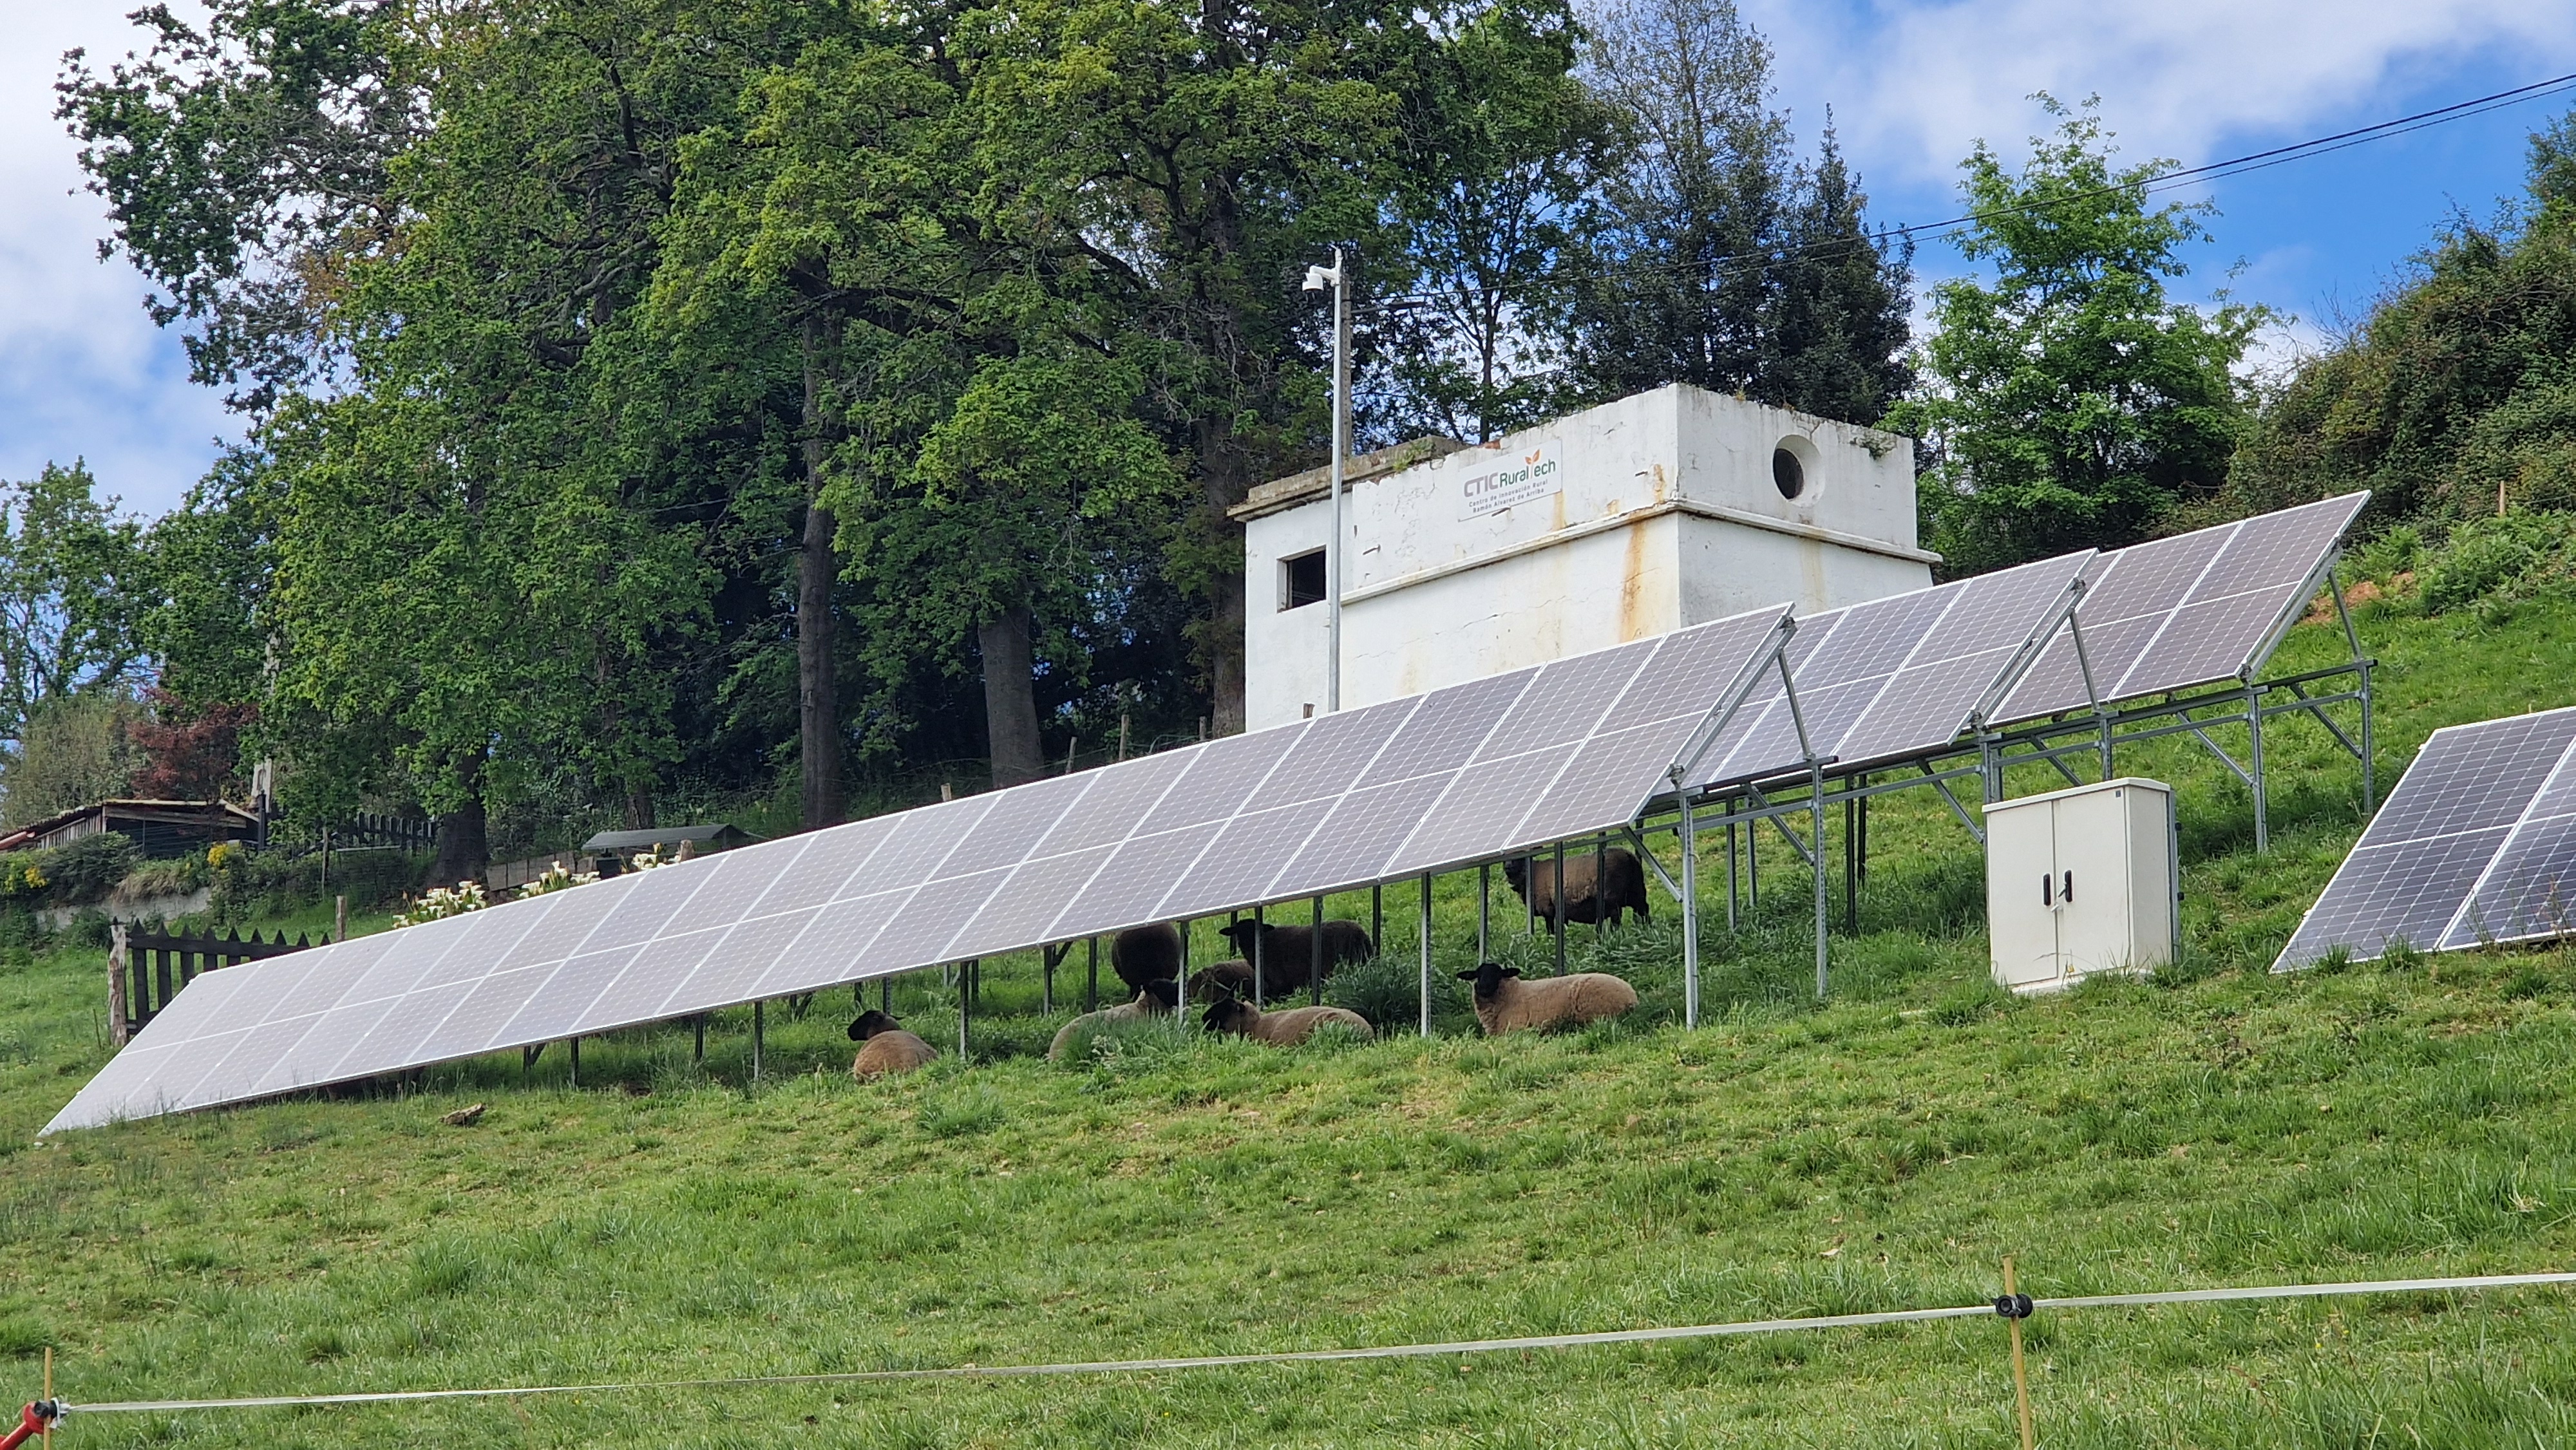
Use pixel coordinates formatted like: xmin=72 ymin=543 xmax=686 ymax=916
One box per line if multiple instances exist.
xmin=1996 ymin=493 xmax=2367 ymax=724
xmin=1686 ymin=551 xmax=2094 ymax=788
xmin=2276 ymin=705 xmax=2576 ymax=970
xmin=44 ymin=603 xmax=1795 ymax=1133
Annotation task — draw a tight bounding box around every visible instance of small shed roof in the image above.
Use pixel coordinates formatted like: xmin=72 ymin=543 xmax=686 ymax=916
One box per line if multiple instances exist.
xmin=581 ymin=823 xmax=762 ymax=852
xmin=0 ymin=799 xmax=259 ymax=854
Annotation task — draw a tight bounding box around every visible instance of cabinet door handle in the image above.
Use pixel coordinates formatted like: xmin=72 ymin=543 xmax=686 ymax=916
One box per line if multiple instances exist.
xmin=2061 ymin=871 xmax=2074 ymax=904
xmin=2041 ymin=874 xmax=2052 ymax=907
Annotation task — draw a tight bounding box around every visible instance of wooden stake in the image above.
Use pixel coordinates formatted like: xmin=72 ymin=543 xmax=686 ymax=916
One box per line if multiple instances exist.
xmin=2005 ymin=1256 xmax=2035 ymax=1450
xmin=42 ymin=1345 xmax=51 ymax=1446
xmin=334 ymin=894 xmax=348 ymax=944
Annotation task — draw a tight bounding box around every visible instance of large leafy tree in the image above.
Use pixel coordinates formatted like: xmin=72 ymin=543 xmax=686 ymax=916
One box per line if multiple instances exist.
xmin=0 ymin=464 xmax=151 ymax=750
xmin=1888 ymin=99 xmax=2266 ymax=573
xmin=1564 ymin=0 xmax=1909 ymax=424
xmin=2228 ymin=109 xmax=2576 ymax=525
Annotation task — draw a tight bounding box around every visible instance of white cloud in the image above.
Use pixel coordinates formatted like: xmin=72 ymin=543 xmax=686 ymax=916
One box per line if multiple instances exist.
xmin=0 ymin=0 xmax=230 ymax=520
xmin=1747 ymin=0 xmax=2576 ymax=188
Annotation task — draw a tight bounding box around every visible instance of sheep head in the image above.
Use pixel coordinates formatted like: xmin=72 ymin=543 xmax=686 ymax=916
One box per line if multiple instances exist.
xmin=848 ymin=1008 xmax=902 ymax=1041
xmin=1200 ymin=995 xmax=1257 ymax=1035
xmin=1455 ymin=961 xmax=1520 ymax=1001
xmin=1139 ymin=978 xmax=1181 ymax=1012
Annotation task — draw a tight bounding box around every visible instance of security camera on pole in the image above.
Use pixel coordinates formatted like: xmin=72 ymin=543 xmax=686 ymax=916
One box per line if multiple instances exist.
xmin=1302 ymin=245 xmax=1352 ymax=714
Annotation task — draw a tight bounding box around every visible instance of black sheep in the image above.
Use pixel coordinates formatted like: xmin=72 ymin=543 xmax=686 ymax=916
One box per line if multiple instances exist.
xmin=1109 ymin=923 xmax=1184 ymax=993
xmin=1212 ymin=918 xmax=1374 ymax=996
xmin=1504 ymin=847 xmax=1651 ymax=932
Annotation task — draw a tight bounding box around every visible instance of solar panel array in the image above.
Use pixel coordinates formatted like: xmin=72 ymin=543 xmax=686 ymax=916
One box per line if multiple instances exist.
xmin=2276 ymin=706 xmax=2576 ymax=970
xmin=1681 ymin=550 xmax=2094 ymax=789
xmin=46 ymin=605 xmax=1795 ymax=1132
xmin=1994 ymin=493 xmax=2369 ymax=724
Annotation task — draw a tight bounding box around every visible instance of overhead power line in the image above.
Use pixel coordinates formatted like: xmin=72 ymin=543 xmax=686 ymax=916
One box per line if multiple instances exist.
xmin=1356 ymin=69 xmax=2576 ymax=316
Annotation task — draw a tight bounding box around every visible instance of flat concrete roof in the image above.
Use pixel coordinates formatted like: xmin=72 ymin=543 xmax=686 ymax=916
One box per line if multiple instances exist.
xmin=1228 ymin=436 xmax=1466 ymax=522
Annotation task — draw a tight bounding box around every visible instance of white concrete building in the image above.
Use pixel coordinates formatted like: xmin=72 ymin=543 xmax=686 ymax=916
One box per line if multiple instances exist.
xmin=1231 ymin=383 xmax=1938 ymax=731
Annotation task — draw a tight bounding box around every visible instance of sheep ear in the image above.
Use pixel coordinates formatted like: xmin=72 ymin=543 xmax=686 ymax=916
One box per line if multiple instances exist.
xmin=1502 ymin=968 xmax=1522 ymax=979
xmin=1454 ymin=969 xmax=1478 ymax=981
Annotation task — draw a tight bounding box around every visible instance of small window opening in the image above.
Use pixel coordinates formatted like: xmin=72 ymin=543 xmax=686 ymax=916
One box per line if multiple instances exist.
xmin=1282 ymin=549 xmax=1327 ymax=610
xmin=1772 ymin=446 xmax=1806 ymax=500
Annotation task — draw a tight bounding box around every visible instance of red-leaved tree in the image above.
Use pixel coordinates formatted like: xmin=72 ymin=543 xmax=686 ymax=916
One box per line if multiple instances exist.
xmin=126 ymin=687 xmax=255 ymax=801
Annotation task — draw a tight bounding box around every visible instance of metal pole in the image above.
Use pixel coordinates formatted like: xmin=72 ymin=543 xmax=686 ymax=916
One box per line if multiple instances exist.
xmin=753 ymin=1001 xmax=764 ymax=1082
xmin=1844 ymin=781 xmax=1858 ymax=936
xmin=1726 ymin=799 xmax=1739 ymax=932
xmin=1086 ymin=936 xmax=1099 ymax=1011
xmin=956 ymin=972 xmax=967 ymax=1058
xmin=1681 ymin=795 xmax=1700 ymax=1029
xmin=1251 ymin=903 xmax=1265 ymax=1007
xmin=1477 ymin=863 xmax=1490 ymax=958
xmin=1812 ymin=765 xmax=1830 ymax=999
xmin=694 ymin=1015 xmax=705 ymax=1064
xmin=2248 ymin=683 xmax=2268 ymax=852
xmin=1311 ymin=894 xmax=1325 ymax=1003
xmin=1553 ymin=840 xmax=1567 ymax=975
xmin=1323 ymin=245 xmax=1351 ymax=714
xmin=2360 ymin=659 xmax=2376 ymax=814
xmin=1418 ymin=871 xmax=1433 ymax=1039
xmin=1372 ymin=882 xmax=1383 ymax=954
xmin=1043 ymin=945 xmax=1054 ymax=1014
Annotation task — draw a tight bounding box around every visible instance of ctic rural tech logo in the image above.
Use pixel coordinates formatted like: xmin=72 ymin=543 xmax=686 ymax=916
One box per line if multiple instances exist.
xmin=1457 ymin=446 xmax=1562 ymax=519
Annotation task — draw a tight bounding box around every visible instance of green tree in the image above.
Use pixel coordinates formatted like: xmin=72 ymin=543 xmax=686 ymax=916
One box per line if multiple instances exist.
xmin=1565 ymin=0 xmax=1910 ymax=425
xmin=0 ymin=464 xmax=151 ymax=749
xmin=2228 ymin=108 xmax=2576 ymax=525
xmin=1889 ymin=98 xmax=2267 ymax=572
xmin=0 ymin=692 xmax=145 ymax=826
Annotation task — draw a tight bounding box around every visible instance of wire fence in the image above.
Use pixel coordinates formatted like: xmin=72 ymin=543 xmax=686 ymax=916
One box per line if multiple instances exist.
xmin=34 ymin=1268 xmax=2576 ymax=1444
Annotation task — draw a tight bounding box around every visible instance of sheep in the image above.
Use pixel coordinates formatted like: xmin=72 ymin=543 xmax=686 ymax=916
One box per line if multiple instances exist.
xmin=1046 ymin=979 xmax=1179 ymax=1061
xmin=1200 ymin=995 xmax=1374 ymax=1045
xmin=846 ymin=1008 xmax=940 ymax=1080
xmin=1187 ymin=959 xmax=1255 ymax=1001
xmin=1503 ymin=847 xmax=1651 ymax=932
xmin=1109 ymin=923 xmax=1184 ymax=993
xmin=1211 ymin=918 xmax=1374 ymax=996
xmin=1453 ymin=961 xmax=1637 ymax=1035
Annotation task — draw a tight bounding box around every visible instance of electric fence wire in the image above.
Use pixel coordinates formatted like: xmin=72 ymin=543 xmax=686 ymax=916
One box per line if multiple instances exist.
xmin=1348 ymin=69 xmax=2576 ymax=320
xmin=49 ymin=1270 xmax=2576 ymax=1418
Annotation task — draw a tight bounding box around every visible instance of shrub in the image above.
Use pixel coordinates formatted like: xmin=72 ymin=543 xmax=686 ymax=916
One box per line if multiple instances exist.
xmin=1325 ymin=951 xmax=1467 ymax=1032
xmin=40 ymin=832 xmax=140 ymax=902
xmin=2418 ymin=512 xmax=2576 ymax=619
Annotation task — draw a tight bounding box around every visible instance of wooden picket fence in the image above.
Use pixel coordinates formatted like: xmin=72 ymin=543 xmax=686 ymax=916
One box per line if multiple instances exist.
xmin=109 ymin=925 xmax=330 ymax=1046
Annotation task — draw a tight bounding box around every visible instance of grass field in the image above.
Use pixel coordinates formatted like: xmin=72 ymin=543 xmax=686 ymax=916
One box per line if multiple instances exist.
xmin=8 ymin=584 xmax=2576 ymax=1447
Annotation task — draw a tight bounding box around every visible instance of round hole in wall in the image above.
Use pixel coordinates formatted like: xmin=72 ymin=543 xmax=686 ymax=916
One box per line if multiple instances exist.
xmin=1770 ymin=434 xmax=1822 ymax=502
xmin=1771 ymin=446 xmax=1806 ymax=499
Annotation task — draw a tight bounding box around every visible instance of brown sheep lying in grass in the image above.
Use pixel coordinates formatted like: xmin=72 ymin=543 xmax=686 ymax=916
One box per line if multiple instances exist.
xmin=1454 ymin=961 xmax=1636 ymax=1035
xmin=1200 ymin=995 xmax=1374 ymax=1044
xmin=846 ymin=1009 xmax=939 ymax=1079
xmin=1504 ymin=849 xmax=1651 ymax=931
xmin=1047 ymin=979 xmax=1179 ymax=1061
xmin=1187 ymin=960 xmax=1254 ymax=1001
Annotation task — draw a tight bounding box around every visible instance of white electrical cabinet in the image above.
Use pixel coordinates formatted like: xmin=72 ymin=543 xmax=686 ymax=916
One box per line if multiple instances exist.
xmin=1984 ymin=777 xmax=2179 ymax=994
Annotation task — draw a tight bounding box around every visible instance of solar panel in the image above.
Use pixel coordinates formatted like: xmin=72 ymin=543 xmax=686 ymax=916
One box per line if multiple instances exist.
xmin=43 ymin=603 xmax=1794 ymax=1133
xmin=1685 ymin=551 xmax=2095 ymax=788
xmin=2275 ymin=706 xmax=2576 ymax=970
xmin=1996 ymin=493 xmax=2368 ymax=724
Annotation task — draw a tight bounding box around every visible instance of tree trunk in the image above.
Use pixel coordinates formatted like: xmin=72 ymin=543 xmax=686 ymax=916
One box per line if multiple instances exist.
xmin=979 ymin=604 xmax=1046 ymax=789
xmin=799 ymin=313 xmax=844 ymax=831
xmin=623 ymin=776 xmax=654 ymax=832
xmin=430 ymin=760 xmax=489 ymax=887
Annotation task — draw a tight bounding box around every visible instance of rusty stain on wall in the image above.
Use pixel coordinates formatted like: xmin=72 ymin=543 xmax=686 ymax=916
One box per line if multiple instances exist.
xmin=1619 ymin=522 xmax=1652 ymax=641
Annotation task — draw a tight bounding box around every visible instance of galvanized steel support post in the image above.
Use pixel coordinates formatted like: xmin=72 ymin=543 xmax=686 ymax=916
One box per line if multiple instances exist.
xmin=1681 ymin=794 xmax=1700 ymax=1029
xmin=1477 ymin=863 xmax=1490 ymax=959
xmin=754 ymin=1000 xmax=765 ymax=1082
xmin=1418 ymin=872 xmax=1434 ymax=1039
xmin=1310 ymin=895 xmax=1325 ymax=1004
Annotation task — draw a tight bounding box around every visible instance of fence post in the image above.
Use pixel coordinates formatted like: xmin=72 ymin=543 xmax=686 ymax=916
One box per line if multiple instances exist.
xmin=108 ymin=925 xmax=129 ymax=1048
xmin=336 ymin=895 xmax=347 ymax=943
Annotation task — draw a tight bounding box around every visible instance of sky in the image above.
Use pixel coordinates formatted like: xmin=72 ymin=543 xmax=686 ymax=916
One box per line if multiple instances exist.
xmin=3 ymin=1 xmax=2573 ymax=521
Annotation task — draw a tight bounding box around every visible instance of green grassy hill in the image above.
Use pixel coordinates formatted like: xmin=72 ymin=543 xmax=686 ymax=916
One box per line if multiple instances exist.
xmin=8 ymin=582 xmax=2576 ymax=1447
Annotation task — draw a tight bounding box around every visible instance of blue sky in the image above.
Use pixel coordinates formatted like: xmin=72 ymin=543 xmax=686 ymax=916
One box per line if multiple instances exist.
xmin=4 ymin=0 xmax=2573 ymax=520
